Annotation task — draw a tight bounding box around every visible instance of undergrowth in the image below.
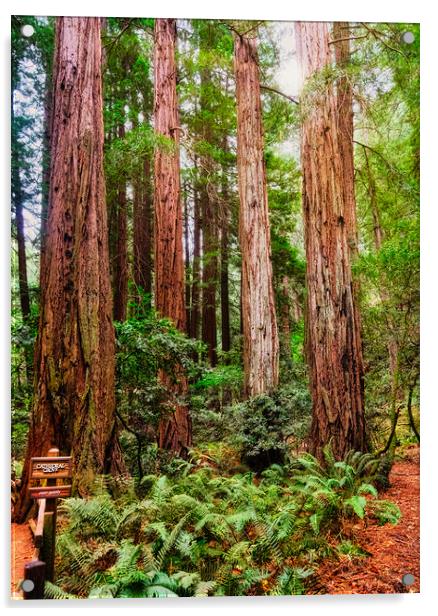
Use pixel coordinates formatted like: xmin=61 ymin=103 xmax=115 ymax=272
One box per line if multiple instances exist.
xmin=48 ymin=446 xmax=400 ymax=599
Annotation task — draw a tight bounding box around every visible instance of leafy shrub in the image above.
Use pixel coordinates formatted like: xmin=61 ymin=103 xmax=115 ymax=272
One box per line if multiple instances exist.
xmin=229 ymin=384 xmax=311 ymax=471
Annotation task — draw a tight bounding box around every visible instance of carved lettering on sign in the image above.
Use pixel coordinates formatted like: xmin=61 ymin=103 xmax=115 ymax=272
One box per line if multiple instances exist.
xmin=30 ymin=456 xmax=72 ymax=479
xmin=34 ymin=463 xmax=67 ymax=473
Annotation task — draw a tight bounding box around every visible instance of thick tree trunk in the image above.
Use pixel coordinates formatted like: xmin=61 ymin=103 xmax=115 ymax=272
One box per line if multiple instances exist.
xmin=333 ymin=22 xmax=358 ymax=254
xmin=14 ymin=17 xmax=119 ymax=521
xmin=113 ymin=122 xmax=128 ymax=322
xmin=154 ymin=18 xmax=192 ymax=455
xmin=234 ymin=34 xmax=279 ymax=397
xmin=296 ymin=21 xmax=366 ymax=460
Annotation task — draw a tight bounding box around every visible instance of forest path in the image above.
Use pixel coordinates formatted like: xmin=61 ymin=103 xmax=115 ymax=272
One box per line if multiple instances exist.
xmin=314 ymin=445 xmax=420 ymax=594
xmin=10 ymin=521 xmax=35 ymax=598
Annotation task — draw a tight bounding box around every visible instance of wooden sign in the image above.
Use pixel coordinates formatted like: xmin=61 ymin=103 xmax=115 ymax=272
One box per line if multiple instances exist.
xmin=30 ymin=456 xmax=72 ymax=479
xmin=29 ymin=485 xmax=72 ymax=499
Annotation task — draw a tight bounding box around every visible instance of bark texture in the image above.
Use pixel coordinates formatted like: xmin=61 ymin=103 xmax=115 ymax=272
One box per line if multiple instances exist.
xmin=199 ymin=68 xmax=219 ymax=366
xmin=296 ymin=21 xmax=366 ymax=460
xmin=220 ymin=140 xmax=231 ymax=354
xmin=234 ymin=35 xmax=279 ymax=397
xmin=189 ymin=183 xmax=201 ymax=340
xmin=113 ymin=123 xmax=128 ymax=322
xmin=154 ymin=19 xmax=192 ymax=454
xmin=15 ymin=17 xmax=118 ymax=520
xmin=133 ymin=158 xmax=153 ymax=304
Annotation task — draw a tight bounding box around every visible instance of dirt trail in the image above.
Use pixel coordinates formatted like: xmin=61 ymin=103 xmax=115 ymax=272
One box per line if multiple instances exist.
xmin=11 ymin=522 xmax=35 ymax=598
xmin=315 ymin=445 xmax=420 ymax=594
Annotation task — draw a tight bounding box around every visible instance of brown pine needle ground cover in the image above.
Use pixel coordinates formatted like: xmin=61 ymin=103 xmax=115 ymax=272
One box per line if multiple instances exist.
xmin=313 ymin=445 xmax=420 ymax=594
xmin=10 ymin=522 xmax=35 ymax=598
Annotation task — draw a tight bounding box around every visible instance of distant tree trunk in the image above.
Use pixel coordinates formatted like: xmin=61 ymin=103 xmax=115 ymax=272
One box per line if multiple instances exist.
xmin=199 ymin=68 xmax=218 ymax=366
xmin=113 ymin=121 xmax=128 ymax=322
xmin=13 ymin=175 xmax=31 ymax=322
xmin=220 ymin=141 xmax=231 ymax=355
xmin=280 ymin=275 xmax=292 ymax=359
xmin=11 ymin=93 xmax=31 ymax=324
xmin=296 ymin=21 xmax=366 ymax=460
xmin=362 ymin=143 xmax=399 ymax=378
xmin=134 ymin=156 xmax=153 ymax=307
xmin=14 ymin=17 xmax=121 ymax=522
xmin=40 ymin=70 xmax=52 ymax=268
xmin=201 ymin=188 xmax=218 ymax=365
xmin=220 ymin=214 xmax=231 ymax=354
xmin=154 ymin=18 xmax=191 ymax=455
xmin=183 ymin=184 xmax=191 ymax=334
xmin=189 ymin=182 xmax=201 ymax=340
xmin=234 ymin=34 xmax=279 ymax=397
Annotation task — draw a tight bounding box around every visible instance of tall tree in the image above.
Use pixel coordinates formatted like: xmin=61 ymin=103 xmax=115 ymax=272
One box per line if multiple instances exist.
xmin=220 ymin=140 xmax=231 ymax=355
xmin=296 ymin=21 xmax=366 ymax=460
xmin=189 ymin=176 xmax=201 ymax=340
xmin=234 ymin=33 xmax=279 ymax=397
xmin=199 ymin=64 xmax=219 ymax=366
xmin=154 ymin=18 xmax=192 ymax=454
xmin=15 ymin=17 xmax=120 ymax=520
xmin=113 ymin=120 xmax=128 ymax=322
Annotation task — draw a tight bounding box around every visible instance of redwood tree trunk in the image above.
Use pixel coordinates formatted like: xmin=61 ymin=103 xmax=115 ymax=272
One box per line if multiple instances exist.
xmin=200 ymin=181 xmax=218 ymax=366
xmin=220 ymin=139 xmax=231 ymax=355
xmin=154 ymin=18 xmax=191 ymax=454
xmin=333 ymin=22 xmax=358 ymax=254
xmin=189 ymin=183 xmax=201 ymax=340
xmin=113 ymin=121 xmax=128 ymax=322
xmin=296 ymin=21 xmax=366 ymax=460
xmin=13 ymin=173 xmax=31 ymax=323
xmin=133 ymin=157 xmax=153 ymax=307
xmin=199 ymin=69 xmax=218 ymax=366
xmin=15 ymin=17 xmax=119 ymax=521
xmin=234 ymin=34 xmax=279 ymax=397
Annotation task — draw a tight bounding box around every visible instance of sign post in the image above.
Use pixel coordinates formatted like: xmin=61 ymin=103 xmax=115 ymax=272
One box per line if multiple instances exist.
xmin=25 ymin=447 xmax=72 ymax=597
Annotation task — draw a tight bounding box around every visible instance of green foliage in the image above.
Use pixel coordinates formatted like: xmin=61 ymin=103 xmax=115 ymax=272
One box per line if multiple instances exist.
xmin=229 ymin=384 xmax=311 ymax=471
xmin=114 ymin=308 xmax=204 ymax=476
xmin=53 ymin=445 xmax=400 ymax=598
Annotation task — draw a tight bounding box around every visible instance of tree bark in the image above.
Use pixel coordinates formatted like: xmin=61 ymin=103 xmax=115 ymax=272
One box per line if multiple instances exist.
xmin=154 ymin=18 xmax=192 ymax=455
xmin=296 ymin=21 xmax=366 ymax=460
xmin=40 ymin=69 xmax=52 ymax=270
xmin=14 ymin=17 xmax=119 ymax=521
xmin=220 ymin=213 xmax=231 ymax=355
xmin=13 ymin=175 xmax=31 ymax=323
xmin=199 ymin=68 xmax=219 ymax=366
xmin=189 ymin=178 xmax=201 ymax=340
xmin=113 ymin=122 xmax=128 ymax=322
xmin=280 ymin=275 xmax=292 ymax=359
xmin=234 ymin=34 xmax=279 ymax=397
xmin=133 ymin=156 xmax=153 ymax=307
xmin=220 ymin=139 xmax=231 ymax=355
xmin=183 ymin=184 xmax=191 ymax=334
xmin=333 ymin=22 xmax=358 ymax=255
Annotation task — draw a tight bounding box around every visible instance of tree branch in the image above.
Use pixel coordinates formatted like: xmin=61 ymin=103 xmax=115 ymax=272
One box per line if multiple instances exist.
xmin=260 ymin=84 xmax=299 ymax=105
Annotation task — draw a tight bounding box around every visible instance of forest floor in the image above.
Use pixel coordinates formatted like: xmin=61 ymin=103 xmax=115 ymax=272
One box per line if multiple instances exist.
xmin=313 ymin=445 xmax=420 ymax=594
xmin=10 ymin=445 xmax=420 ymax=599
xmin=10 ymin=521 xmax=35 ymax=598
